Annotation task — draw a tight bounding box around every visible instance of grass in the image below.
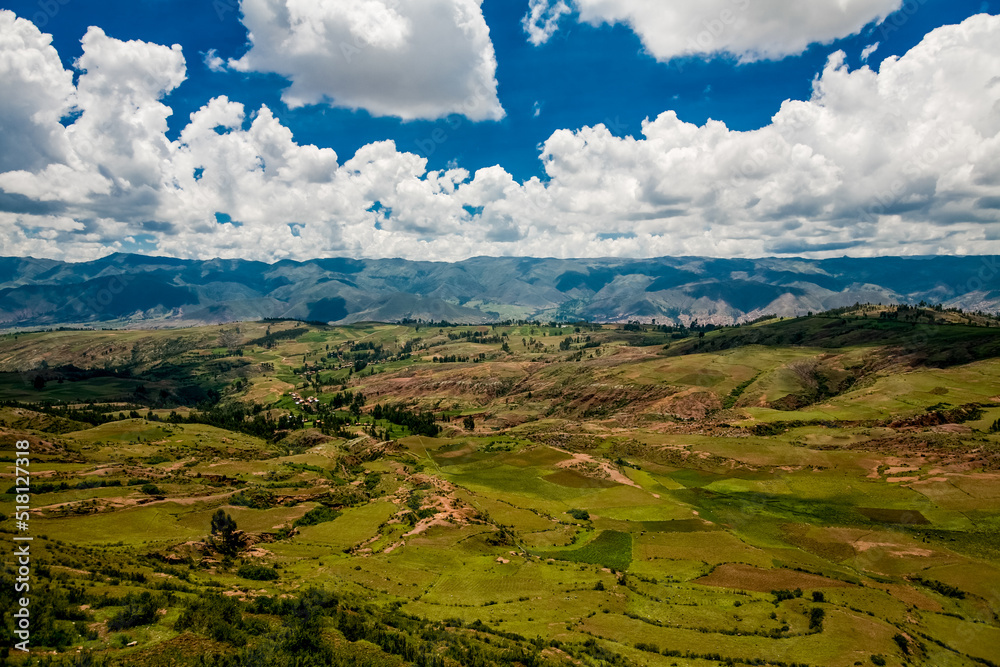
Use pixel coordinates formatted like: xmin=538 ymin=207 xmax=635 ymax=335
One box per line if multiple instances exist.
xmin=536 ymin=530 xmax=633 ymax=571
xmin=3 ymin=314 xmax=1000 ymax=666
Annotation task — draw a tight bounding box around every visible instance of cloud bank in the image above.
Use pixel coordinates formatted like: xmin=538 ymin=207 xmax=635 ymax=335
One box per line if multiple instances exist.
xmin=525 ymin=0 xmax=903 ymax=62
xmin=0 ymin=10 xmax=999 ymax=262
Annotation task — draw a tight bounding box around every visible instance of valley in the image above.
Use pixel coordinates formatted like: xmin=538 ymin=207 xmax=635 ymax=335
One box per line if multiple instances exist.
xmin=1 ymin=306 xmax=999 ymax=666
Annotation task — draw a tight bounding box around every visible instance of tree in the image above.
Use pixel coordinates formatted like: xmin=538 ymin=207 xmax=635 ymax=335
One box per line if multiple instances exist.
xmin=210 ymin=509 xmax=241 ymax=556
xmin=32 ymin=375 xmax=45 ymax=390
xmin=463 ymin=415 xmax=475 ymax=431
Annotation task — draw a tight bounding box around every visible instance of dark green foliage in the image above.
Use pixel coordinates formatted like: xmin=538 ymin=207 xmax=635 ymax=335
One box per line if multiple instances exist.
xmin=771 ymin=588 xmax=804 ymax=603
xmin=107 ymin=592 xmax=160 ymax=631
xmin=0 ymin=398 xmax=122 ymax=426
xmin=174 ymin=593 xmax=258 ymax=645
xmin=463 ymin=414 xmax=475 ymax=430
xmin=914 ymin=577 xmax=966 ymax=599
xmin=230 ymin=487 xmax=277 ymax=509
xmin=140 ymin=483 xmax=162 ymax=495
xmin=363 ymin=472 xmax=382 ymax=492
xmin=722 ymin=373 xmax=760 ymax=409
xmin=538 ymin=530 xmax=632 ymax=571
xmin=0 ymin=574 xmax=92 ymax=649
xmin=293 ymin=505 xmax=341 ymax=528
xmin=210 ymin=509 xmax=241 ymax=556
xmin=167 ymin=402 xmax=302 ymax=440
xmin=237 ymin=564 xmax=279 ymax=581
xmin=808 ymin=607 xmax=825 ymax=631
xmin=245 ymin=327 xmax=309 ymax=348
xmin=567 ymin=508 xmax=590 ymax=521
xmin=370 ymin=403 xmax=441 ymax=437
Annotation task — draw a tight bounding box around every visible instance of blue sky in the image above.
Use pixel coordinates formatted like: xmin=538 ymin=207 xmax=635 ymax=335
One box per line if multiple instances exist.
xmin=1 ymin=0 xmax=999 ymax=261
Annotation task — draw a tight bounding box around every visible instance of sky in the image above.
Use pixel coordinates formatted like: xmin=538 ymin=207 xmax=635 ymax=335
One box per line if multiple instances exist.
xmin=0 ymin=0 xmax=998 ymax=263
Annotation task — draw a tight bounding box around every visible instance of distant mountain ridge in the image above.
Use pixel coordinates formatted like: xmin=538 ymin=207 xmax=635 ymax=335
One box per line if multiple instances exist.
xmin=0 ymin=253 xmax=998 ymax=328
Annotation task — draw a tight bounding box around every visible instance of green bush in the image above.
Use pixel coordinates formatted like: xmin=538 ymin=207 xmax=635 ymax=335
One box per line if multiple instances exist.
xmin=293 ymin=505 xmax=341 ymax=528
xmin=107 ymin=592 xmax=159 ymax=631
xmin=230 ymin=488 xmax=277 ymax=509
xmin=237 ymin=564 xmax=279 ymax=581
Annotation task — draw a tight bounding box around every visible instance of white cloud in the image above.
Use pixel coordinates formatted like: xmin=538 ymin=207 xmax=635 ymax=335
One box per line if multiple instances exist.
xmin=1 ymin=11 xmax=999 ymax=263
xmin=228 ymin=0 xmax=504 ymax=121
xmin=0 ymin=11 xmax=75 ymax=173
xmin=861 ymin=42 xmax=880 ymax=61
xmin=522 ymin=0 xmax=571 ymax=46
xmin=535 ymin=0 xmax=902 ymax=62
xmin=202 ymin=48 xmax=227 ymax=72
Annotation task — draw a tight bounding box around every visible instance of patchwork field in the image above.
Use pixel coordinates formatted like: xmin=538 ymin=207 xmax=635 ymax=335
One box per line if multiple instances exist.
xmin=1 ymin=308 xmax=999 ymax=666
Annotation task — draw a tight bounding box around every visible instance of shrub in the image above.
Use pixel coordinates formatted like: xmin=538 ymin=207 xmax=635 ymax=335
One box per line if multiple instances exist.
xmin=107 ymin=592 xmax=159 ymax=631
xmin=237 ymin=564 xmax=279 ymax=581
xmin=293 ymin=505 xmax=341 ymax=528
xmin=175 ymin=594 xmax=248 ymax=644
xmin=229 ymin=488 xmax=277 ymax=509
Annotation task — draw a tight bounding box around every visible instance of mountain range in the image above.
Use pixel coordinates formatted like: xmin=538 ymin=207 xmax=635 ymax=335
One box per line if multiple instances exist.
xmin=1 ymin=253 xmax=998 ymax=329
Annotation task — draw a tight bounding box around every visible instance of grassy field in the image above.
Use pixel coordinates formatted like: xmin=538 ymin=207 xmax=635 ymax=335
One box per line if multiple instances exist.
xmin=2 ymin=309 xmax=1000 ymax=666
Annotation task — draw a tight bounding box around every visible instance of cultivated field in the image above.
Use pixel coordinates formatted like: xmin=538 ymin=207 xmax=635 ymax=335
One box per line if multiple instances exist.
xmin=1 ymin=307 xmax=999 ymax=666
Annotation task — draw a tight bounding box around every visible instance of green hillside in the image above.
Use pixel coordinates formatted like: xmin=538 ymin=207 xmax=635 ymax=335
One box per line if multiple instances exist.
xmin=2 ymin=309 xmax=999 ymax=666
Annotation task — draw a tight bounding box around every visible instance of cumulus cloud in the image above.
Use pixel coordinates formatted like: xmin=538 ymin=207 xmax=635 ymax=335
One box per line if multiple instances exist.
xmin=202 ymin=48 xmax=226 ymax=72
xmin=527 ymin=0 xmax=902 ymax=62
xmin=228 ymin=0 xmax=504 ymax=121
xmin=522 ymin=0 xmax=571 ymax=46
xmin=0 ymin=11 xmax=75 ymax=173
xmin=0 ymin=11 xmax=999 ymax=262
